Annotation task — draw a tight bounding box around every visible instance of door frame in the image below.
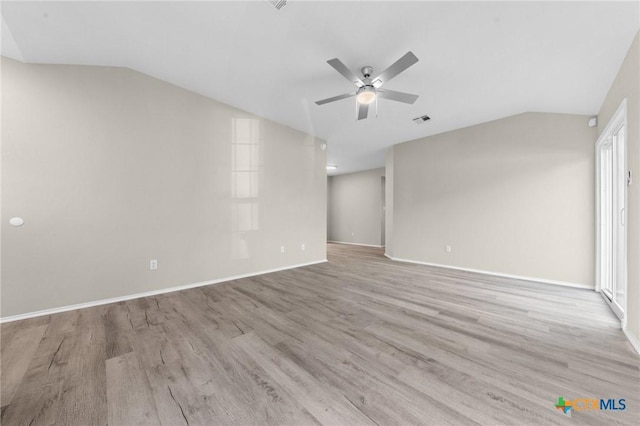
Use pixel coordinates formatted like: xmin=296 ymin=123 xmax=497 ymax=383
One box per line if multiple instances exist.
xmin=595 ymin=98 xmax=627 ymax=325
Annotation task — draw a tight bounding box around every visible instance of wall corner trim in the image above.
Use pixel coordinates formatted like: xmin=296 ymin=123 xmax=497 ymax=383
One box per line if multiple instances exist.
xmin=0 ymin=259 xmax=328 ymax=323
xmin=383 ymin=254 xmax=593 ymax=290
xmin=623 ymin=326 xmax=640 ymax=355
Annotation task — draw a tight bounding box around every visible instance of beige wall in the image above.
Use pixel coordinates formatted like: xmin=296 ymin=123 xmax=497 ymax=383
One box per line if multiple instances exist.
xmin=327 ymin=168 xmax=385 ymax=246
xmin=597 ymin=31 xmax=640 ymax=344
xmin=1 ymin=58 xmax=327 ymax=318
xmin=390 ymin=112 xmax=596 ymax=287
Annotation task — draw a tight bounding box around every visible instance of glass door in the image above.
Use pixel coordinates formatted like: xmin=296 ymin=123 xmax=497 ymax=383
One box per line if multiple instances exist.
xmin=597 ymin=110 xmax=626 ymax=321
xmin=600 ymin=138 xmax=613 ymax=300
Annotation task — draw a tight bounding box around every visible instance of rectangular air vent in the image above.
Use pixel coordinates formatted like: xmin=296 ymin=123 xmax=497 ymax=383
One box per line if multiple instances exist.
xmin=268 ymin=0 xmax=287 ymax=10
xmin=413 ymin=114 xmax=431 ymax=124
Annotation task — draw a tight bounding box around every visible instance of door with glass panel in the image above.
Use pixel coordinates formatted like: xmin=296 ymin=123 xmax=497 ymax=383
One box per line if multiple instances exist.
xmin=597 ymin=107 xmax=626 ymax=320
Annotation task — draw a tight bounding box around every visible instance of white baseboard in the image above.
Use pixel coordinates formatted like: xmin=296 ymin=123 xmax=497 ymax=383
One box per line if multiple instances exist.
xmin=383 ymin=254 xmax=592 ymax=290
xmin=623 ymin=326 xmax=640 ymax=355
xmin=0 ymin=259 xmax=328 ymax=323
xmin=328 ymin=241 xmax=383 ymax=248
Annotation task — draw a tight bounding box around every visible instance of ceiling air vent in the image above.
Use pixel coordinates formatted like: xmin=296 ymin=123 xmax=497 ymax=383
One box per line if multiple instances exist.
xmin=268 ymin=0 xmax=287 ymax=10
xmin=412 ymin=114 xmax=431 ymax=124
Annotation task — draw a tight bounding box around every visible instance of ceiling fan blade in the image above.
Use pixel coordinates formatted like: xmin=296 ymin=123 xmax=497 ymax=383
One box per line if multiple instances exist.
xmin=357 ymin=102 xmax=369 ymax=120
xmin=377 ymin=89 xmax=419 ymax=104
xmin=327 ymin=58 xmax=365 ymax=87
xmin=315 ymin=92 xmax=356 ymax=105
xmin=371 ymin=51 xmax=419 ymax=87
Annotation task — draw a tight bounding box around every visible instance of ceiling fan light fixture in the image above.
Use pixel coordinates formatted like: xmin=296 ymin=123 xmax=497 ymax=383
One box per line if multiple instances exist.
xmin=356 ymin=87 xmax=376 ymax=105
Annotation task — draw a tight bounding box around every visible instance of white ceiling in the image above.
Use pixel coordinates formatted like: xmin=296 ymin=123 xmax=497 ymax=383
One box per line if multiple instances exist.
xmin=2 ymin=1 xmax=639 ymax=175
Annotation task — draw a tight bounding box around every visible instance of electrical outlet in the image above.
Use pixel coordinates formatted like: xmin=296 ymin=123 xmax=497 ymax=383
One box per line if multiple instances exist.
xmin=445 ymin=245 xmax=451 ymax=253
xmin=280 ymin=246 xmax=285 ymax=253
xmin=301 ymin=244 xmax=306 ymax=251
xmin=351 ymin=232 xmax=355 ymax=237
xmin=150 ymin=259 xmax=158 ymax=270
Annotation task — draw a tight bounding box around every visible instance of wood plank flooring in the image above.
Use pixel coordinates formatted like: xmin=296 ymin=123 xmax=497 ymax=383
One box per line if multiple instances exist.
xmin=1 ymin=243 xmax=639 ymax=425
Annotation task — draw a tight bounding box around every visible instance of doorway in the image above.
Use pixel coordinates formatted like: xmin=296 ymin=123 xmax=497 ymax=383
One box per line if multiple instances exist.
xmin=596 ymin=99 xmax=627 ymax=322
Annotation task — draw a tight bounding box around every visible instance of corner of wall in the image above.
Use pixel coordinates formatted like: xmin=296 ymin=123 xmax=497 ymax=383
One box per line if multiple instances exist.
xmin=384 ymin=147 xmax=395 ymax=258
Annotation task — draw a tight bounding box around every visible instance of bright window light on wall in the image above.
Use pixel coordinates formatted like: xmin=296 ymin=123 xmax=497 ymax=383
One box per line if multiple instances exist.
xmin=326 ymin=165 xmax=338 ymax=171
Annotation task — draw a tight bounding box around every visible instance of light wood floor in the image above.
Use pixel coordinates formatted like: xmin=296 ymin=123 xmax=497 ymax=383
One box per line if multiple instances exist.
xmin=1 ymin=243 xmax=639 ymax=425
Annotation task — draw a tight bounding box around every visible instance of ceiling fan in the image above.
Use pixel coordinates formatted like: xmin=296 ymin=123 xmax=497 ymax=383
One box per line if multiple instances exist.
xmin=315 ymin=51 xmax=420 ymax=120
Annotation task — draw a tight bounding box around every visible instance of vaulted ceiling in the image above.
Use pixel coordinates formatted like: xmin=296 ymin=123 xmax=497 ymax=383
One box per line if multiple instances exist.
xmin=2 ymin=1 xmax=639 ymax=174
